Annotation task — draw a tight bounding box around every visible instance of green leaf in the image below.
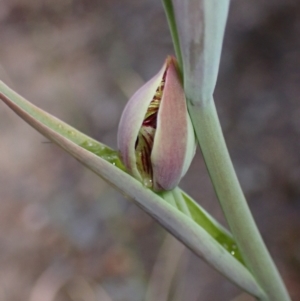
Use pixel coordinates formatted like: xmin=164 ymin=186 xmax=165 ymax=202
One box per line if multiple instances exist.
xmin=0 ymin=81 xmax=264 ymax=298
xmin=0 ymin=81 xmax=125 ymax=171
xmin=181 ymin=190 xmax=245 ymax=264
xmin=171 ymin=0 xmax=230 ymax=106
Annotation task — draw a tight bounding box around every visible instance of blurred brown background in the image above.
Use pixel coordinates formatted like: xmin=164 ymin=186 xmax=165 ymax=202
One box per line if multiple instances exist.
xmin=0 ymin=0 xmax=300 ymax=300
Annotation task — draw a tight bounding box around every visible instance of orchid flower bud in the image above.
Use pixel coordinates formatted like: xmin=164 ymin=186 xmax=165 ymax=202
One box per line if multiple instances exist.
xmin=118 ymin=57 xmax=196 ymax=191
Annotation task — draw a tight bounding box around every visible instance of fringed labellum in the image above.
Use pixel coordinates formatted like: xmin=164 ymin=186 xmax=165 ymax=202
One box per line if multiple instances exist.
xmin=118 ymin=56 xmax=196 ymax=191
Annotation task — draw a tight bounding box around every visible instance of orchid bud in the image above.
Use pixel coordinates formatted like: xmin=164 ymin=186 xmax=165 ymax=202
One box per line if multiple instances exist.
xmin=117 ymin=57 xmax=196 ymax=191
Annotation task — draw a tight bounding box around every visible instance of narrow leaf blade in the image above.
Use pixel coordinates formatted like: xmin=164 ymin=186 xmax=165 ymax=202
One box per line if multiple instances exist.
xmin=0 ymin=82 xmax=264 ymax=298
xmin=0 ymin=81 xmax=125 ymax=170
xmin=181 ymin=190 xmax=244 ymax=264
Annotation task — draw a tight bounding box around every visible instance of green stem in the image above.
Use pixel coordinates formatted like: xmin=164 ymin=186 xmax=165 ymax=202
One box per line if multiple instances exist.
xmin=161 ymin=190 xmax=177 ymax=208
xmin=172 ymin=187 xmax=191 ymax=217
xmin=188 ymin=99 xmax=290 ymax=301
xmin=162 ymin=0 xmax=183 ymax=74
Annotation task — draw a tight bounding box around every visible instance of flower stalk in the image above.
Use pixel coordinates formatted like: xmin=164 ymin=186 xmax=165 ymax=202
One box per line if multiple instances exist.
xmin=188 ymin=100 xmax=290 ymax=301
xmin=164 ymin=0 xmax=292 ymax=300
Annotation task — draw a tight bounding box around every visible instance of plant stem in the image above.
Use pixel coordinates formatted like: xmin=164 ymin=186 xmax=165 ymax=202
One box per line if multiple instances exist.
xmin=188 ymin=99 xmax=290 ymax=301
xmin=172 ymin=187 xmax=191 ymax=217
xmin=161 ymin=190 xmax=177 ymax=208
xmin=162 ymin=0 xmax=183 ymax=74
